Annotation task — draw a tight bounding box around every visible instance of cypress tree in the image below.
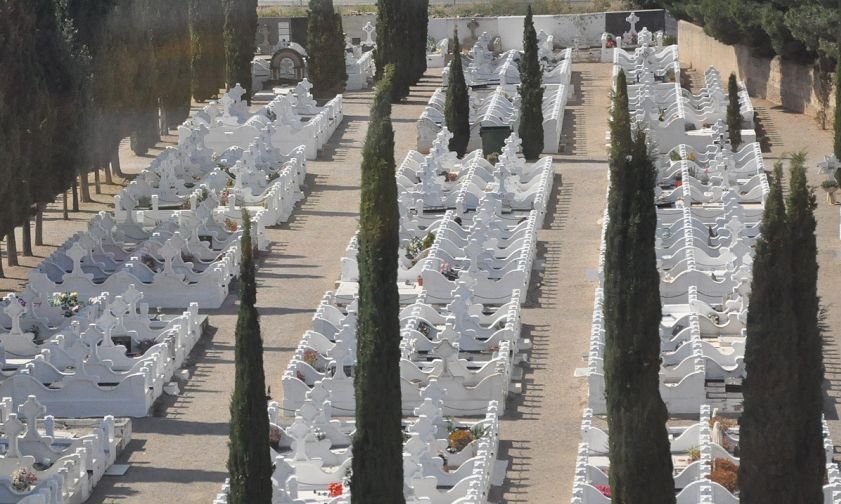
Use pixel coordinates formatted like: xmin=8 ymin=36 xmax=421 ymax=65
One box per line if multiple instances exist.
xmin=727 ymin=73 xmax=742 ymax=149
xmin=787 ymin=152 xmax=825 ymax=504
xmin=190 ymin=0 xmax=225 ymax=102
xmin=412 ymin=0 xmax=429 ymax=82
xmin=375 ymin=0 xmax=410 ymax=101
xmin=445 ymin=30 xmax=469 ymax=157
xmin=351 ymin=65 xmax=405 ymax=504
xmin=129 ymin=0 xmax=161 ymax=156
xmin=156 ymin=0 xmax=192 ymax=129
xmin=518 ymin=5 xmax=544 ymax=160
xmin=307 ymin=0 xmax=347 ymax=100
xmin=739 ymin=162 xmax=799 ymax=503
xmin=28 ymin=0 xmax=85 ymax=227
xmin=223 ymin=0 xmax=258 ymax=102
xmin=835 ymin=63 xmax=841 ymax=160
xmin=603 ymin=70 xmax=675 ymax=504
xmin=227 ymin=210 xmax=273 ymax=504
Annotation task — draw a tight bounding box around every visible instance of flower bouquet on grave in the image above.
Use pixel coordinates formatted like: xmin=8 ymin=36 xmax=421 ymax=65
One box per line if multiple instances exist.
xmin=302 ymin=349 xmax=322 ymax=371
xmin=440 ymin=261 xmax=458 ymax=281
xmin=224 ymin=218 xmax=238 ymax=233
xmin=220 ymin=189 xmax=230 ymax=206
xmin=11 ymin=468 xmax=37 ymax=492
xmin=595 ymin=485 xmax=611 ymax=498
xmin=48 ymin=291 xmax=84 ymax=318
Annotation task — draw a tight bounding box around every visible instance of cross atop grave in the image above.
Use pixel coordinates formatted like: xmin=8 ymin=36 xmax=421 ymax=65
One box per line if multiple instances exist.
xmin=4 ymin=413 xmax=24 ymax=458
xmin=626 ymin=12 xmax=640 ymax=35
xmin=19 ymin=396 xmax=46 ymax=440
xmin=4 ymin=294 xmax=25 ymax=336
xmin=362 ymin=22 xmax=375 ymax=46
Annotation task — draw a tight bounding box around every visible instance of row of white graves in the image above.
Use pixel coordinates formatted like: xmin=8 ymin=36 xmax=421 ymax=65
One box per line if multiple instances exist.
xmin=0 ymin=80 xmax=324 ymax=501
xmin=214 ymin=125 xmax=556 ymax=502
xmin=0 ymin=286 xmax=203 ymax=418
xmin=195 ymin=81 xmax=342 ymax=161
xmin=424 ymin=33 xmax=571 ymax=155
xmin=0 ymin=395 xmax=129 ymax=503
xmin=571 ymin=41 xmax=840 ymax=503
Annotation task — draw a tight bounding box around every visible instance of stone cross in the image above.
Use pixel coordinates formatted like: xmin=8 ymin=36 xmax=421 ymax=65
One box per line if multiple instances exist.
xmin=4 ymin=295 xmax=25 ymax=336
xmin=19 ymin=396 xmax=46 ymax=440
xmin=626 ymin=12 xmax=640 ymax=35
xmin=4 ymin=413 xmax=24 ymax=458
xmin=362 ymin=22 xmax=375 ymax=46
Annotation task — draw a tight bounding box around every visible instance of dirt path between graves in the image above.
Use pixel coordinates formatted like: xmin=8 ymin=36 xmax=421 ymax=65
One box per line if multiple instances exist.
xmin=83 ymin=79 xmax=433 ymax=502
xmin=490 ymin=62 xmax=613 ymax=503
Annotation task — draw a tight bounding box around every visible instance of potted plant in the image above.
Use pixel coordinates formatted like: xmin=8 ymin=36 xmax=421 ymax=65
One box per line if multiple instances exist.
xmin=821 ymin=179 xmax=838 ymax=204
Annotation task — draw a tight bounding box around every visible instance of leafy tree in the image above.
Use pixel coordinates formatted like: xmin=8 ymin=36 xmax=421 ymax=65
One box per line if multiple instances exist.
xmin=739 ymin=162 xmax=799 ymax=503
xmin=307 ymin=0 xmax=347 ymax=100
xmin=727 ymin=73 xmax=742 ymax=149
xmin=227 ymin=211 xmax=273 ymax=503
xmin=518 ymin=5 xmax=544 ymax=160
xmin=351 ymin=65 xmax=405 ymax=504
xmin=603 ymin=70 xmax=675 ymax=504
xmin=445 ymin=30 xmax=469 ymax=157
xmin=787 ymin=152 xmax=825 ymax=504
xmin=413 ymin=0 xmax=429 ymax=82
xmin=224 ymin=0 xmax=258 ymax=102
xmin=190 ymin=0 xmax=225 ymax=102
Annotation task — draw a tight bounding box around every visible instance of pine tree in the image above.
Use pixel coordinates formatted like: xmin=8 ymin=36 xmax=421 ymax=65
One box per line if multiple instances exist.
xmin=739 ymin=162 xmax=799 ymax=503
xmin=375 ymin=0 xmax=410 ymax=101
xmin=307 ymin=0 xmax=347 ymax=100
xmin=227 ymin=211 xmax=273 ymax=504
xmin=190 ymin=0 xmax=225 ymax=102
xmin=835 ymin=63 xmax=841 ymax=160
xmin=223 ymin=0 xmax=258 ymax=102
xmin=518 ymin=5 xmax=544 ymax=160
xmin=787 ymin=152 xmax=825 ymax=504
xmin=351 ymin=65 xmax=405 ymax=504
xmin=727 ymin=73 xmax=742 ymax=149
xmin=445 ymin=30 xmax=470 ymax=157
xmin=603 ymin=70 xmax=675 ymax=504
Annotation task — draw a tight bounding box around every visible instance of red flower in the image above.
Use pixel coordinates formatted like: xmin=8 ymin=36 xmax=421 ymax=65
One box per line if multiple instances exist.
xmin=327 ymin=482 xmax=343 ymax=497
xmin=595 ymin=484 xmax=611 ymax=497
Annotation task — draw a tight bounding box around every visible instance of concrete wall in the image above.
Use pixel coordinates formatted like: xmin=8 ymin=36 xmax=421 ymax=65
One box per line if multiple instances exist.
xmin=678 ymin=20 xmax=834 ymax=121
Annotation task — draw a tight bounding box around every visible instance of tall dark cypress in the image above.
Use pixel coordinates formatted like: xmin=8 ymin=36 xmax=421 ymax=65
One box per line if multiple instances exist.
xmin=413 ymin=0 xmax=429 ymax=82
xmin=518 ymin=5 xmax=544 ymax=160
xmin=156 ymin=0 xmax=192 ymax=128
xmin=129 ymin=0 xmax=161 ymax=156
xmin=28 ymin=0 xmax=85 ymax=219
xmin=835 ymin=63 xmax=841 ymax=160
xmin=223 ymin=0 xmax=258 ymax=102
xmin=375 ymin=0 xmax=409 ymax=100
xmin=307 ymin=0 xmax=347 ymax=100
xmin=351 ymin=66 xmax=405 ymax=504
xmin=190 ymin=0 xmax=225 ymax=102
xmin=445 ymin=30 xmax=469 ymax=157
xmin=726 ymin=73 xmax=742 ymax=149
xmin=227 ymin=211 xmax=272 ymax=504
xmin=603 ymin=70 xmax=675 ymax=504
xmin=787 ymin=152 xmax=825 ymax=504
xmin=739 ymin=162 xmax=799 ymax=504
